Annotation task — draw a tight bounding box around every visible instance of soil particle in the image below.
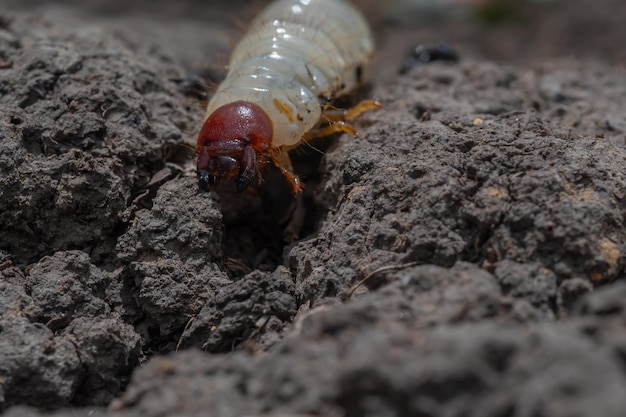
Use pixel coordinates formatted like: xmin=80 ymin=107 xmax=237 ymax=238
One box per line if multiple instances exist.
xmin=0 ymin=317 xmax=82 ymax=409
xmin=115 ymin=178 xmax=226 ymax=349
xmin=1 ymin=251 xmax=141 ymax=409
xmin=177 ymin=266 xmax=296 ymax=352
xmin=0 ymin=12 xmax=197 ymax=265
xmin=290 ymin=60 xmax=625 ymax=305
xmin=494 ymin=260 xmax=557 ymax=314
xmin=109 ymin=301 xmax=626 ymax=417
xmin=0 ymin=11 xmax=198 ymax=410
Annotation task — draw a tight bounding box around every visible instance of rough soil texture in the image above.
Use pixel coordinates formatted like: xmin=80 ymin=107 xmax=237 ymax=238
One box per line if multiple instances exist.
xmin=1 ymin=0 xmax=625 ymax=416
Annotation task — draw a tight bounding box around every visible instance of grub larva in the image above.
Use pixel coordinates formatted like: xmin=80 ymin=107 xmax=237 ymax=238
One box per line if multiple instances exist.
xmin=196 ymin=0 xmax=380 ymax=195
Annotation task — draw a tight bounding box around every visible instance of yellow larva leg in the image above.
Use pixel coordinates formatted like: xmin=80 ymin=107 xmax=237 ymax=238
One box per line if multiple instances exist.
xmin=270 ymin=149 xmax=303 ymax=196
xmin=305 ymin=121 xmax=357 ymax=140
xmin=345 ymin=99 xmax=382 ymax=121
xmin=322 ymin=99 xmax=383 ymax=122
xmin=307 ymin=99 xmax=382 ymax=139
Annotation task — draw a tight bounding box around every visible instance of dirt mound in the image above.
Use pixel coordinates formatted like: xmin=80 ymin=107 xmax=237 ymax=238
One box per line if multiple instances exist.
xmin=0 ymin=0 xmax=625 ymax=416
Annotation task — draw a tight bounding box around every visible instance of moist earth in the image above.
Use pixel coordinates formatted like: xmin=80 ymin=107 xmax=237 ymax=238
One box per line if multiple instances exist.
xmin=0 ymin=0 xmax=625 ymax=416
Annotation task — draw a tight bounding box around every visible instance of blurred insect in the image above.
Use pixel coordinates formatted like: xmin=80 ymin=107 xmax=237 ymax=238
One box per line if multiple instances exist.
xmin=196 ymin=0 xmax=381 ymax=195
xmin=398 ymin=43 xmax=459 ymax=75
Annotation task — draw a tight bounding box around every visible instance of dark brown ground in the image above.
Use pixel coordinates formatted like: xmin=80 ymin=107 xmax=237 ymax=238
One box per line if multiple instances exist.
xmin=1 ymin=0 xmax=625 ymax=416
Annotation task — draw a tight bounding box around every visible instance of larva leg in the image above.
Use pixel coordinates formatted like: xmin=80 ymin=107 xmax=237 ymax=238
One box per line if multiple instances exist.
xmin=322 ymin=99 xmax=382 ymax=122
xmin=345 ymin=99 xmax=383 ymax=120
xmin=304 ymin=121 xmax=357 ymax=140
xmin=305 ymin=99 xmax=382 ymax=139
xmin=270 ymin=149 xmax=303 ymax=195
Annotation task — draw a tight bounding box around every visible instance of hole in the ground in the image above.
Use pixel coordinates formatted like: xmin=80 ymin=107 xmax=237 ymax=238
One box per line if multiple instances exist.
xmin=219 ymin=137 xmax=335 ymax=278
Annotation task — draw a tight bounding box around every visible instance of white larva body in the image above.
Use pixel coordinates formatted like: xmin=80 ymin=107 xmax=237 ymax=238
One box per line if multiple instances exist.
xmin=205 ymin=0 xmax=374 ymax=148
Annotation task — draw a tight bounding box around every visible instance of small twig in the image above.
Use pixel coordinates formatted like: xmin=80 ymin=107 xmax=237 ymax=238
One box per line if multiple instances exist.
xmin=176 ymin=316 xmax=195 ymax=352
xmin=346 ymin=261 xmax=422 ymax=299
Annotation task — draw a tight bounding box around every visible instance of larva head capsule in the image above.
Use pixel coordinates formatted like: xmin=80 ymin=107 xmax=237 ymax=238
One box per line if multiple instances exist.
xmin=196 ymin=101 xmax=273 ymax=192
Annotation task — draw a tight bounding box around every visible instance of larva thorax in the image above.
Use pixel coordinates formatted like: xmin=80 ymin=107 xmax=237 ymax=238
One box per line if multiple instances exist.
xmin=197 ymin=0 xmax=374 ymax=193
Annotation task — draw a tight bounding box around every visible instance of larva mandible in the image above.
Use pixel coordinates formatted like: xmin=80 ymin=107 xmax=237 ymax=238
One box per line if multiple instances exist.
xmin=196 ymin=0 xmax=380 ymax=195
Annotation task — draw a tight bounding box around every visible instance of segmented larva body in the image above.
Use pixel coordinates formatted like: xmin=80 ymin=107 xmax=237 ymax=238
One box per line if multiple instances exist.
xmin=196 ymin=0 xmax=377 ymax=194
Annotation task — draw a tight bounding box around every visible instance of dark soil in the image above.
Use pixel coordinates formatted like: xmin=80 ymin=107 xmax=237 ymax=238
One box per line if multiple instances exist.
xmin=1 ymin=0 xmax=625 ymax=416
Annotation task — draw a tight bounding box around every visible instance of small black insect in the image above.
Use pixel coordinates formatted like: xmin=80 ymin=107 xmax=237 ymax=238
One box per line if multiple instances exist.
xmin=399 ymin=43 xmax=459 ymax=75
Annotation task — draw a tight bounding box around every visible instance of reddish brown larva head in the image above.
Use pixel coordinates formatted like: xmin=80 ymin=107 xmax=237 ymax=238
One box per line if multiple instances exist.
xmin=196 ymin=101 xmax=273 ymax=192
